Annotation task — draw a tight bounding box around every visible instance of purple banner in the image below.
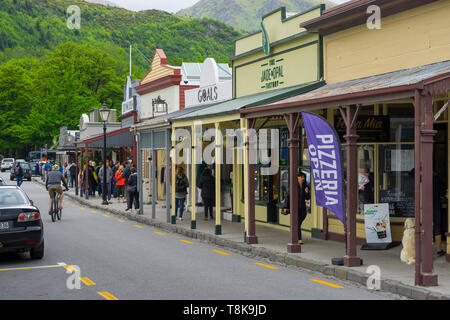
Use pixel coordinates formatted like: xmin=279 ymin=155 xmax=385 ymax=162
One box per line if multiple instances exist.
xmin=302 ymin=112 xmax=345 ymax=224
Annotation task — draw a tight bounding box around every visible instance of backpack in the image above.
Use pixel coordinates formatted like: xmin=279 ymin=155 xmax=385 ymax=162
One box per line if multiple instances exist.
xmin=175 ymin=175 xmax=187 ymax=193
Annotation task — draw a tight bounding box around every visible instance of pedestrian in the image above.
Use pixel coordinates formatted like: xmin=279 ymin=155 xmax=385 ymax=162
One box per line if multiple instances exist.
xmin=96 ymin=161 xmax=103 ymax=197
xmin=88 ymin=162 xmax=96 ymax=196
xmin=15 ymin=163 xmax=24 ymax=187
xmin=44 ymin=161 xmax=51 ymax=182
xmin=58 ymin=162 xmax=63 ymax=174
xmin=111 ymin=161 xmax=119 ymax=198
xmin=121 ymin=161 xmax=131 ymax=204
xmin=69 ymin=162 xmax=76 ymax=188
xmin=115 ymin=165 xmax=126 ymax=203
xmin=282 ymin=172 xmax=310 ymax=245
xmin=125 ymin=167 xmax=139 ymax=212
xmin=174 ymin=167 xmax=189 ymax=221
xmin=99 ymin=161 xmax=113 ymax=204
xmin=198 ymin=168 xmax=215 ymax=221
xmin=196 ymin=161 xmax=207 ymax=207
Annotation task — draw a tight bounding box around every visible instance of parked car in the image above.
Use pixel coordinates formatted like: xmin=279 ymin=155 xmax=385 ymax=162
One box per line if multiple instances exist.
xmin=14 ymin=159 xmax=26 ymax=164
xmin=0 ymin=186 xmax=44 ymax=259
xmin=1 ymin=158 xmax=15 ymax=172
xmin=10 ymin=163 xmax=32 ymax=181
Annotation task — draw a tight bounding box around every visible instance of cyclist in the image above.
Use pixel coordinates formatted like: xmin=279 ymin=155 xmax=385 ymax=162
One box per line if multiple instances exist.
xmin=45 ymin=165 xmax=69 ymax=215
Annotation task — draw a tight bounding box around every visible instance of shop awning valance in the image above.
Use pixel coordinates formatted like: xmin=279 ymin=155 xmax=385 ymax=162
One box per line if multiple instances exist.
xmin=173 ymin=80 xmax=325 ymax=122
xmin=241 ymin=60 xmax=450 ymax=118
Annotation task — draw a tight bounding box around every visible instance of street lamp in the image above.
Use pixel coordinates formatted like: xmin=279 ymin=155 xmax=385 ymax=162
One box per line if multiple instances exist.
xmin=152 ymin=96 xmax=168 ymax=115
xmin=100 ymin=102 xmax=111 ymax=205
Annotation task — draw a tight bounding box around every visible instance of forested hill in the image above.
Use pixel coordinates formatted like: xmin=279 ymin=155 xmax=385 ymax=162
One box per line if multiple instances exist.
xmin=0 ymin=0 xmax=241 ymax=73
xmin=0 ymin=0 xmax=241 ymax=155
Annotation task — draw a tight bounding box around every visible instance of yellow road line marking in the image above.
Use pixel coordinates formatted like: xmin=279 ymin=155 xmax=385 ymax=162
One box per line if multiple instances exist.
xmin=80 ymin=208 xmax=86 ymax=210
xmin=103 ymin=214 xmax=110 ymax=218
xmin=97 ymin=291 xmax=118 ymax=300
xmin=155 ymin=231 xmax=166 ymax=235
xmin=71 ymin=205 xmax=77 ymax=207
xmin=117 ymin=219 xmax=125 ymax=223
xmin=213 ymin=250 xmax=230 ymax=256
xmin=180 ymin=240 xmax=193 ymax=244
xmin=134 ymin=225 xmax=143 ymax=229
xmin=0 ymin=265 xmax=64 ymax=272
xmin=254 ymin=262 xmax=278 ymax=269
xmin=80 ymin=277 xmax=96 ymax=286
xmin=63 ymin=265 xmax=78 ymax=273
xmin=90 ymin=210 xmax=96 ymax=213
xmin=310 ymin=279 xmax=343 ymax=288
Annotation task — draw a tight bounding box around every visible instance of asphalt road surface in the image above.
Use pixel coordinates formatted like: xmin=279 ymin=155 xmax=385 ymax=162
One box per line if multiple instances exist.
xmin=0 ymin=172 xmax=407 ymax=300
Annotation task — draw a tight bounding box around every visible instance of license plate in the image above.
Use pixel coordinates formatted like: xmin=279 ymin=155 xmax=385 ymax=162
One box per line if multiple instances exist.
xmin=0 ymin=221 xmax=10 ymax=231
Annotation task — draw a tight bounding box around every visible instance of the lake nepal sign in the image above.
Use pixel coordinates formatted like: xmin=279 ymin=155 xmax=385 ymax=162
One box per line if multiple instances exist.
xmin=260 ymin=58 xmax=285 ymax=90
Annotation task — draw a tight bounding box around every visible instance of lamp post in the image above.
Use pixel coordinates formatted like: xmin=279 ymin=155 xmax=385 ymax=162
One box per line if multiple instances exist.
xmin=100 ymin=102 xmax=111 ymax=206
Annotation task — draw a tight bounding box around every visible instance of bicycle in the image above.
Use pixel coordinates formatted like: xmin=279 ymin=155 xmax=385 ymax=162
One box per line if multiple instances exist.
xmin=50 ymin=189 xmax=68 ymax=222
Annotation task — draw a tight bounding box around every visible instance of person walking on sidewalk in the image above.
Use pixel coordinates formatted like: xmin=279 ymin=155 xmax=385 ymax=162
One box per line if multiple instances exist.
xmin=174 ymin=167 xmax=189 ymax=221
xmin=69 ymin=162 xmax=76 ymax=188
xmin=115 ymin=165 xmax=126 ymax=203
xmin=99 ymin=162 xmax=113 ymax=204
xmin=111 ymin=161 xmax=119 ymax=198
xmin=198 ymin=168 xmax=215 ymax=221
xmin=283 ymin=172 xmax=310 ymax=245
xmin=125 ymin=167 xmax=139 ymax=212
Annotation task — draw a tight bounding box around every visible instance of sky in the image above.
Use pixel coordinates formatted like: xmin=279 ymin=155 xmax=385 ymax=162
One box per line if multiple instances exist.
xmin=111 ymin=0 xmax=351 ymax=13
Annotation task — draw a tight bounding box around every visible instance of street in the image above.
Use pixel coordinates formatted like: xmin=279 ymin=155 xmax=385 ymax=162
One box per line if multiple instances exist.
xmin=0 ymin=172 xmax=406 ymax=300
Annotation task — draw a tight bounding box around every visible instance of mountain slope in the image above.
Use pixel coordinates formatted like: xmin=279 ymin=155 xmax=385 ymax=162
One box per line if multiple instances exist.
xmin=0 ymin=0 xmax=242 ymax=153
xmin=0 ymin=0 xmax=242 ymax=76
xmin=178 ymin=0 xmax=336 ymax=32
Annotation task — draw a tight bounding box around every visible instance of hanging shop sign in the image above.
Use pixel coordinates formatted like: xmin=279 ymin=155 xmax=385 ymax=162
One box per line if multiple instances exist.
xmin=363 ymin=203 xmax=393 ymax=244
xmin=334 ymin=115 xmax=390 ymax=142
xmin=302 ymin=112 xmax=345 ymax=224
xmin=261 ymin=21 xmax=271 ymax=56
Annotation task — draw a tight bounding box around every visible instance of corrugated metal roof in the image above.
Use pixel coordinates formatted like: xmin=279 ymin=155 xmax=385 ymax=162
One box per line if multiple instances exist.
xmin=134 ymin=103 xmax=218 ymax=129
xmin=173 ymin=80 xmax=324 ymax=121
xmin=266 ymin=60 xmax=450 ymax=106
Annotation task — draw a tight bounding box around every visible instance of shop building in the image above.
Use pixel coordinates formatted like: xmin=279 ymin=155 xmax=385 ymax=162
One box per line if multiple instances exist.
xmin=170 ymin=6 xmax=325 ymax=235
xmin=241 ymin=0 xmax=450 ymax=285
xmin=134 ymin=49 xmax=212 ymax=210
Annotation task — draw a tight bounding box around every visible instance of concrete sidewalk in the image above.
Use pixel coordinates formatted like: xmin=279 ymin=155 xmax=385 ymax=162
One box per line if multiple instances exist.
xmin=35 ymin=178 xmax=450 ymax=300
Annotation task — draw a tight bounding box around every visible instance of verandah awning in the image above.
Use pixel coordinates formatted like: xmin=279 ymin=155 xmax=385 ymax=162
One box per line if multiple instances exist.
xmin=76 ymin=128 xmax=134 ymax=149
xmin=241 ymin=60 xmax=450 ymax=118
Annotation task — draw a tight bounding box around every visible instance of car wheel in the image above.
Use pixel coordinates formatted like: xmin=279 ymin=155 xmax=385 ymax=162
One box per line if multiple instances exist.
xmin=28 ymin=178 xmax=31 ymax=181
xmin=30 ymin=241 xmax=44 ymax=260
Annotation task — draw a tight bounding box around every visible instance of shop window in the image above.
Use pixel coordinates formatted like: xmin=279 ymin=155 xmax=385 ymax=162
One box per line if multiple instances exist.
xmin=378 ymin=144 xmax=415 ymax=217
xmin=357 ymin=145 xmax=375 ymax=214
xmin=388 ymin=105 xmax=414 ymax=142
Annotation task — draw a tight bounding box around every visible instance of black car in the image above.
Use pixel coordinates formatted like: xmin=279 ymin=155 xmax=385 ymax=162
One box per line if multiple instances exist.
xmin=0 ymin=178 xmax=5 ymax=186
xmin=10 ymin=162 xmax=32 ymax=181
xmin=0 ymin=186 xmax=44 ymax=259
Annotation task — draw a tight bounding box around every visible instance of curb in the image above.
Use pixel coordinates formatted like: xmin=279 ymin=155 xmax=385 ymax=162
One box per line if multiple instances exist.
xmin=34 ymin=178 xmax=450 ymax=300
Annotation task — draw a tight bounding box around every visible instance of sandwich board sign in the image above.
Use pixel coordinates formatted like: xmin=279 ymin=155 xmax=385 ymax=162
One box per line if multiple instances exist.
xmin=361 ymin=203 xmax=397 ymax=250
